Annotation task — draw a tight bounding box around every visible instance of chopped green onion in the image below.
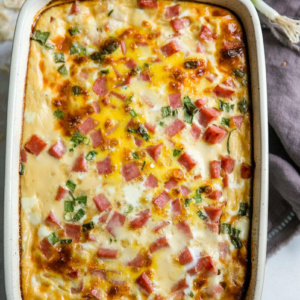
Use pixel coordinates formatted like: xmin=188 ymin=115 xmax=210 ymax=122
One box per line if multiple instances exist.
xmin=54 ymin=52 xmax=65 ymax=63
xmin=173 ymin=149 xmax=182 ymax=157
xmin=68 ymin=27 xmax=79 ymax=36
xmin=44 ymin=44 xmax=55 ymax=50
xmin=185 ymin=198 xmax=192 ymax=207
xmin=71 ymin=131 xmax=89 ymax=148
xmin=19 ymin=163 xmax=25 ymax=175
xmin=127 ymin=128 xmax=137 ymax=133
xmin=137 ymin=125 xmax=149 ymax=141
xmin=238 ymin=202 xmax=249 ymax=216
xmin=53 ymin=109 xmax=65 ymax=119
xmin=144 ymin=63 xmax=150 ymax=69
xmin=73 ymin=208 xmax=86 ymax=222
xmin=69 ymin=191 xmax=76 ymax=201
xmin=172 ymin=109 xmax=178 ymax=117
xmin=196 ymin=210 xmax=207 ymax=220
xmin=48 ymin=232 xmax=59 ymax=245
xmin=241 ymin=78 xmax=248 ymax=87
xmin=196 ymin=186 xmax=208 ymax=194
xmin=238 ymin=98 xmax=249 ymax=114
xmin=126 ymin=95 xmax=133 ymax=105
xmin=219 ymin=100 xmax=234 ymax=112
xmin=230 ymin=228 xmax=242 ymax=248
xmin=64 ymin=201 xmax=74 ymax=213
xmin=76 ymin=195 xmax=87 ymax=206
xmin=90 ymin=52 xmax=105 ymax=62
xmin=221 ymin=223 xmax=232 ymax=234
xmin=132 ymin=152 xmax=139 ymax=159
xmin=221 ymin=118 xmax=230 ymax=127
xmin=141 ymin=161 xmax=146 ymax=170
xmin=57 ymin=65 xmax=68 ymax=76
xmin=31 ymin=30 xmax=50 ymax=45
xmin=189 ymin=292 xmax=194 ymax=298
xmin=82 ymin=221 xmax=94 ymax=232
xmin=86 ymin=151 xmax=97 ymax=161
xmin=125 ymin=204 xmax=134 ymax=215
xmin=108 ymin=9 xmax=114 ymax=16
xmin=227 ymin=129 xmax=236 ymax=155
xmin=193 ymin=194 xmax=202 ymax=203
xmin=60 ymin=239 xmax=72 ymax=244
xmin=72 ymin=86 xmax=82 ymax=95
xmin=183 ymin=96 xmax=198 ymax=124
xmin=70 ymin=43 xmax=87 ymax=56
xmin=66 ymin=180 xmax=76 ymax=192
xmin=233 ymin=68 xmax=245 ymax=78
xmin=102 ymin=39 xmax=119 ymax=54
xmin=159 ymin=121 xmax=164 ymax=126
xmin=130 ymin=109 xmax=138 ymax=118
xmin=161 ymin=106 xmax=171 ymax=118
xmin=101 ymin=69 xmax=109 ymax=75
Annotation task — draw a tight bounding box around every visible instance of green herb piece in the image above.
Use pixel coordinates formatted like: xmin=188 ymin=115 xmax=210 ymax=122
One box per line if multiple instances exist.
xmin=86 ymin=151 xmax=97 ymax=161
xmin=185 ymin=198 xmax=192 ymax=207
xmin=108 ymin=9 xmax=114 ymax=16
xmin=90 ymin=52 xmax=105 ymax=62
xmin=82 ymin=221 xmax=94 ymax=232
xmin=76 ymin=195 xmax=87 ymax=206
xmin=64 ymin=201 xmax=74 ymax=213
xmin=230 ymin=228 xmax=243 ymax=249
xmin=241 ymin=78 xmax=248 ymax=87
xmin=231 ymin=228 xmax=241 ymax=237
xmin=159 ymin=121 xmax=164 ymax=126
xmin=66 ymin=179 xmax=76 ymax=192
xmin=70 ymin=43 xmax=86 ymax=56
xmin=100 ymin=69 xmax=109 ymax=75
xmin=31 ymin=30 xmax=50 ymax=45
xmin=54 ymin=52 xmax=65 ymax=63
xmin=48 ymin=232 xmax=59 ymax=245
xmin=161 ymin=106 xmax=171 ymax=118
xmin=184 ymin=60 xmax=200 ymax=69
xmin=70 ymin=131 xmax=89 ymax=148
xmin=193 ymin=194 xmax=202 ymax=203
xmin=130 ymin=109 xmax=138 ymax=118
xmin=72 ymin=86 xmax=82 ymax=95
xmin=189 ymin=292 xmax=194 ymax=297
xmin=58 ymin=65 xmax=68 ymax=76
xmin=132 ymin=152 xmax=139 ymax=159
xmin=227 ymin=129 xmax=236 ymax=155
xmin=68 ymin=27 xmax=79 ymax=36
xmin=127 ymin=128 xmax=137 ymax=133
xmin=45 ymin=44 xmax=55 ymax=50
xmin=53 ymin=109 xmax=65 ymax=119
xmin=141 ymin=161 xmax=146 ymax=170
xmin=126 ymin=95 xmax=133 ymax=105
xmin=219 ymin=100 xmax=234 ymax=112
xmin=196 ymin=210 xmax=207 ymax=220
xmin=238 ymin=202 xmax=248 ymax=216
xmin=19 ymin=163 xmax=25 ymax=175
xmin=233 ymin=68 xmax=245 ymax=78
xmin=221 ymin=223 xmax=232 ymax=234
xmin=102 ymin=39 xmax=119 ymax=54
xmin=238 ymin=98 xmax=249 ymax=114
xmin=173 ymin=149 xmax=182 ymax=157
xmin=144 ymin=63 xmax=150 ymax=69
xmin=125 ymin=204 xmax=134 ymax=215
xmin=183 ymin=96 xmax=198 ymax=124
xmin=69 ymin=190 xmax=76 ymax=202
xmin=172 ymin=109 xmax=178 ymax=117
xmin=60 ymin=239 xmax=72 ymax=244
xmin=137 ymin=125 xmax=149 ymax=141
xmin=221 ymin=118 xmax=230 ymax=127
xmin=196 ymin=186 xmax=208 ymax=194
xmin=73 ymin=208 xmax=86 ymax=222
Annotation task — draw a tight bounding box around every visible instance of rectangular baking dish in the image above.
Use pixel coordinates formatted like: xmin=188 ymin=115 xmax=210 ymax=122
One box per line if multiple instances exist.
xmin=4 ymin=0 xmax=268 ymax=299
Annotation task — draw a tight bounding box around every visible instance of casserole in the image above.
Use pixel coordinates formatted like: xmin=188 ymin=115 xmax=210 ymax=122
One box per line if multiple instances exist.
xmin=6 ymin=0 xmax=266 ymax=299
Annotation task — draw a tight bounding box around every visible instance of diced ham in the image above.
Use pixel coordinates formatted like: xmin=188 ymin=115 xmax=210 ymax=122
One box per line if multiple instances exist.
xmin=153 ymin=191 xmax=171 ymax=208
xmin=128 ymin=253 xmax=145 ymax=267
xmin=210 ymin=160 xmax=221 ymax=178
xmin=165 ymin=177 xmax=178 ymax=191
xmin=172 ymin=18 xmax=190 ymax=32
xmin=221 ymin=155 xmax=235 ymax=174
xmin=204 ymin=206 xmax=222 ymax=222
xmin=203 ymin=125 xmax=227 ymax=144
xmin=120 ymin=40 xmax=126 ymax=55
xmin=138 ymin=0 xmax=157 ymax=9
xmin=161 ymin=41 xmax=181 ymax=57
xmin=141 ymin=94 xmax=154 ymax=108
xmin=65 ymin=224 xmax=81 ymax=243
xmin=69 ymin=1 xmax=80 ymax=14
xmin=179 ymin=185 xmax=191 ymax=196
xmin=164 ymin=119 xmax=185 ymax=137
xmin=213 ymin=84 xmax=234 ymax=98
xmin=207 ymin=190 xmax=222 ymax=201
xmin=219 ymin=241 xmax=230 ymax=259
xmin=176 ymin=220 xmax=193 ymax=239
xmin=90 ymin=288 xmax=101 ymax=299
xmin=106 ymin=211 xmax=126 ymax=237
xmin=171 ymin=199 xmax=182 ymax=217
xmin=153 ymin=221 xmax=169 ymax=232
xmin=134 ymin=137 xmax=143 ymax=147
xmin=125 ymin=58 xmax=137 ymax=69
xmin=164 ymin=4 xmax=180 ymax=19
xmin=71 ymin=153 xmax=87 ymax=172
xmin=173 ymin=291 xmax=185 ymax=300
xmin=223 ymin=173 xmax=229 ymax=187
xmin=113 ymin=67 xmax=122 ymax=78
xmin=89 ymin=268 xmax=107 ymax=279
xmin=194 ymin=256 xmax=217 ymax=274
xmin=139 ymin=70 xmax=151 ymax=82
xmin=178 ymin=247 xmax=193 ymax=265
xmin=171 ymin=278 xmax=188 ymax=293
xmin=93 ymin=77 xmax=108 ymax=96
xmin=241 ymin=163 xmax=252 ymax=179
xmin=91 ymin=129 xmax=104 ymax=148
xmin=97 ymin=155 xmax=113 ymax=175
xmin=195 ymin=98 xmax=207 ymax=109
xmin=168 ymin=93 xmax=182 ymax=109
xmin=105 ymin=123 xmax=119 ymax=135
xmin=130 ymin=209 xmax=151 ymax=229
xmin=190 ymin=123 xmax=201 ymax=140
xmin=145 ymin=174 xmax=158 ymax=189
xmin=46 ymin=211 xmax=61 ymax=227
xmin=223 ymin=40 xmax=243 ymax=50
xmin=78 ymin=117 xmax=98 ymax=135
xmin=97 ymin=247 xmax=118 ymax=259
xmin=198 ymin=107 xmax=220 ymax=127
xmin=205 ymin=73 xmax=217 ymax=83
xmin=39 ymin=238 xmax=55 ymax=259
xmin=146 ymin=143 xmax=163 ymax=162
xmin=136 ymin=272 xmax=153 ymax=294
xmin=55 ymin=186 xmax=68 ymax=201
xmin=93 ymin=101 xmax=101 ymax=113
xmin=207 ymin=284 xmax=224 ymax=297
xmin=99 ymin=212 xmax=109 ymax=223
xmin=25 ymin=135 xmax=47 ymax=156
xmin=231 ymin=115 xmax=244 ymax=129
xmin=144 ymin=122 xmax=156 ymax=133
xmin=199 ymin=25 xmax=217 ymax=41
xmin=196 ymin=41 xmax=205 ymax=53
xmin=20 ymin=149 xmax=27 ymax=163
xmin=110 ymin=91 xmax=126 ymax=101
xmin=93 ymin=194 xmax=111 ymax=212
xmin=178 ymin=152 xmax=196 ymax=172
xmin=122 ymin=161 xmax=141 ymax=181
xmin=206 ymin=222 xmax=219 ymax=233
xmin=48 ymin=139 xmax=66 ymax=159
xmin=149 ymin=236 xmax=169 ymax=253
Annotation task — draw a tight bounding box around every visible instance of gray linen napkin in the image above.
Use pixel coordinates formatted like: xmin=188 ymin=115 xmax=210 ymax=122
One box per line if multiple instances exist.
xmin=263 ymin=0 xmax=300 ymax=255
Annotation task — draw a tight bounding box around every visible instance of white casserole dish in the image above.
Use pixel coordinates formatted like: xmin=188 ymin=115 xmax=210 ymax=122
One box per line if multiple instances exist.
xmin=4 ymin=0 xmax=268 ymax=299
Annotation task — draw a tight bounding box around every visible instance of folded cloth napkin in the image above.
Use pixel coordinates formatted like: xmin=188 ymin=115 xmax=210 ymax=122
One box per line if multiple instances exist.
xmin=262 ymin=0 xmax=300 ymax=255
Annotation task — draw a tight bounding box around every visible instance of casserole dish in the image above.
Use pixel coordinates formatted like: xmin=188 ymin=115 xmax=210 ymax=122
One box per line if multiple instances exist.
xmin=4 ymin=0 xmax=268 ymax=298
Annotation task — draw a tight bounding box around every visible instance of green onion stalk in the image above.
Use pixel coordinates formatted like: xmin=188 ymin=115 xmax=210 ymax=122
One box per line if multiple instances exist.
xmin=251 ymin=0 xmax=300 ymax=44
